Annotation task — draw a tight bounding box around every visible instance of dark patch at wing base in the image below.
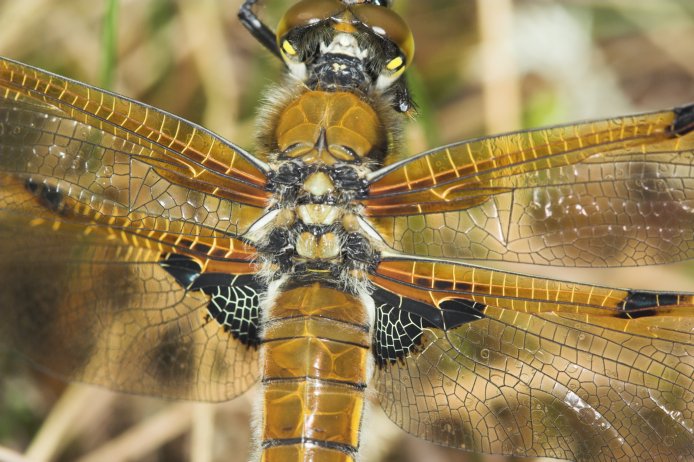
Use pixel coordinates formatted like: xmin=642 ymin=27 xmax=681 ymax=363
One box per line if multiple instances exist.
xmin=374 ymin=302 xmax=426 ymax=365
xmin=159 ymin=253 xmax=202 ymax=289
xmin=619 ymin=290 xmax=682 ymax=319
xmin=159 ymin=254 xmax=263 ymax=347
xmin=438 ymin=298 xmax=487 ymax=328
xmin=201 ymin=276 xmax=262 ymax=348
xmin=372 ymin=287 xmax=485 ymax=331
xmin=372 ymin=288 xmax=486 ymax=365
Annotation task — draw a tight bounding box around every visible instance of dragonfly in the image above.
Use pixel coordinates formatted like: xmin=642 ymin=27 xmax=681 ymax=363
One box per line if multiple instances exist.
xmin=1 ymin=0 xmax=693 ymax=461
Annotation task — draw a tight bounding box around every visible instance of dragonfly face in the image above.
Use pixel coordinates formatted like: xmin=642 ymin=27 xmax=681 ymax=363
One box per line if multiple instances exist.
xmin=1 ymin=1 xmax=694 ymax=461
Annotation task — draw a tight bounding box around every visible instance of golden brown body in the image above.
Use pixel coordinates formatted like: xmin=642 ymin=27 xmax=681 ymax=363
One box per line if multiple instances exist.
xmin=254 ymin=86 xmax=388 ymax=461
xmin=1 ymin=0 xmax=694 ymax=459
xmin=259 ymin=283 xmax=371 ymax=462
xmin=270 ymin=90 xmax=387 ymax=165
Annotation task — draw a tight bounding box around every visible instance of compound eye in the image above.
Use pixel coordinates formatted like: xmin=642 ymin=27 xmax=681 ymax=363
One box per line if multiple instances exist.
xmin=352 ymin=4 xmax=414 ymax=67
xmin=276 ymin=0 xmax=344 ymax=41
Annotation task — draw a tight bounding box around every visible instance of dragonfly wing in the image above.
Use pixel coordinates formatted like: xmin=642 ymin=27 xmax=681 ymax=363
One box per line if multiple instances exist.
xmin=0 ymin=58 xmax=273 ymax=400
xmin=0 ymin=56 xmax=270 ymax=216
xmin=365 ymin=105 xmax=694 ymax=267
xmin=370 ymin=257 xmax=694 ymax=459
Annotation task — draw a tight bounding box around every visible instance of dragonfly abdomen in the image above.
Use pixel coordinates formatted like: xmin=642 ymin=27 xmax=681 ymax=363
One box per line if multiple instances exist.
xmin=258 ymin=282 xmax=372 ymax=462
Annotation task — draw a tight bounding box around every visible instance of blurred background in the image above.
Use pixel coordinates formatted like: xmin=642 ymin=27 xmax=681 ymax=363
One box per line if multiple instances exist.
xmin=0 ymin=0 xmax=693 ymax=461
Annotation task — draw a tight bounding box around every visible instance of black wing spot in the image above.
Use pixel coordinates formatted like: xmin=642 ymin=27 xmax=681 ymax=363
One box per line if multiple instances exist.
xmin=25 ymin=178 xmax=65 ymax=213
xmin=438 ymin=298 xmax=486 ymax=329
xmin=202 ymin=275 xmax=262 ymax=348
xmin=147 ymin=326 xmax=195 ymax=389
xmin=0 ymin=260 xmax=96 ymax=375
xmin=670 ymin=103 xmax=694 ymax=136
xmin=618 ymin=290 xmax=680 ymax=319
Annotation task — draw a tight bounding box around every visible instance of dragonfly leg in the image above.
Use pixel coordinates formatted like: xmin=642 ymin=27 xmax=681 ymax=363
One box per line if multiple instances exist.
xmin=238 ymin=0 xmax=281 ymax=58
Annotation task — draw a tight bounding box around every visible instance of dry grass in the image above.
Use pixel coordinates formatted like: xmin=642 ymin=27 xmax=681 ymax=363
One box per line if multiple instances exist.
xmin=0 ymin=1 xmax=693 ymax=461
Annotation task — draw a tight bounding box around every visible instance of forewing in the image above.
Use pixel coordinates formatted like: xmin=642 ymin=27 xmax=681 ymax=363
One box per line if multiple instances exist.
xmin=0 ymin=56 xmax=270 ymax=217
xmin=365 ymin=105 xmax=694 ymax=267
xmin=371 ymin=258 xmax=694 ymax=460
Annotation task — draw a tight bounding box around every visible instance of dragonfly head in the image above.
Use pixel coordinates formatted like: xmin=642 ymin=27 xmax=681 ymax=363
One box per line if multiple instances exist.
xmin=275 ymin=0 xmax=414 ymax=109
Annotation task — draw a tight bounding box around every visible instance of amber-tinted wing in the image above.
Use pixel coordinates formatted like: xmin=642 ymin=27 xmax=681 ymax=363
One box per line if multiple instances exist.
xmin=0 ymin=176 xmax=261 ymax=401
xmin=364 ymin=105 xmax=694 ymax=267
xmin=0 ymin=56 xmax=271 ymax=210
xmin=0 ymin=57 xmax=271 ymax=400
xmin=371 ymin=257 xmax=694 ymax=460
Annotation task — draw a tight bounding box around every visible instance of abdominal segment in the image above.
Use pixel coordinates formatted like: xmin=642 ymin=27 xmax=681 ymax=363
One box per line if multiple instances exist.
xmin=258 ymin=283 xmax=371 ymax=462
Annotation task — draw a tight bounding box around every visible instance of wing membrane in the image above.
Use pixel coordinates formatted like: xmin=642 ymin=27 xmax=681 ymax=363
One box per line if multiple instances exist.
xmin=0 ymin=57 xmax=271 ymax=209
xmin=376 ymin=312 xmax=694 ymax=460
xmin=0 ymin=207 xmax=260 ymax=401
xmin=371 ymin=258 xmax=694 ymax=459
xmin=0 ymin=58 xmax=270 ymax=400
xmin=365 ymin=105 xmax=694 ymax=267
xmin=0 ymin=96 xmax=268 ymax=242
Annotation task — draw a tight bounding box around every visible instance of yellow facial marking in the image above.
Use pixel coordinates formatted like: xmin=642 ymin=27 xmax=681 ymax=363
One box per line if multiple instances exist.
xmin=282 ymin=40 xmax=297 ymax=56
xmin=386 ymin=56 xmax=404 ymax=71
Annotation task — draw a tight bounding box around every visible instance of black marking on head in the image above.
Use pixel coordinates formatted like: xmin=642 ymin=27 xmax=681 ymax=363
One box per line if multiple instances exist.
xmin=160 ymin=253 xmax=201 ymax=290
xmin=670 ymin=103 xmax=694 ymax=136
xmin=147 ymin=325 xmax=195 ymax=388
xmin=201 ymin=274 xmax=262 ymax=348
xmin=309 ymin=54 xmax=371 ymax=92
xmin=619 ymin=290 xmax=680 ymax=319
xmin=25 ymin=179 xmax=65 ymax=213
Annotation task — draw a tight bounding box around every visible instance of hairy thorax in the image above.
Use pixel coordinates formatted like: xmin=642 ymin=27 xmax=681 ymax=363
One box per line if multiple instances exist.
xmin=254 ymin=88 xmax=393 ymax=287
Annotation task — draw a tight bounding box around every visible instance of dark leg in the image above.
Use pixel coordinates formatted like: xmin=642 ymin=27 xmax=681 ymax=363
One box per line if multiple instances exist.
xmin=238 ymin=0 xmax=281 ymax=59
